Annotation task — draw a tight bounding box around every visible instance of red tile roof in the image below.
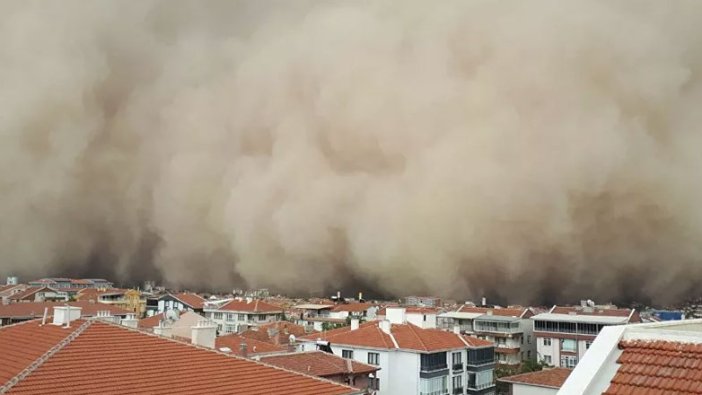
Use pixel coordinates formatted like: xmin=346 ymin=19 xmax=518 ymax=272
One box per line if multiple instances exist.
xmin=260 ymin=351 xmax=379 ymax=377
xmin=8 ymin=287 xmax=51 ymax=301
xmin=301 ymin=321 xmax=492 ymax=351
xmin=218 ymin=299 xmax=282 ymax=313
xmin=604 ymin=340 xmax=702 ymax=394
xmin=330 ymin=303 xmax=373 ymax=313
xmin=241 ymin=321 xmax=308 ymax=345
xmin=0 ymin=320 xmax=81 ymax=384
xmin=75 ymin=288 xmax=127 ymax=302
xmin=0 ymin=285 xmax=25 ymax=296
xmin=138 ymin=312 xmax=166 ymax=329
xmin=457 ymin=305 xmax=528 ymax=318
xmin=172 ymin=292 xmax=206 ymax=309
xmin=1 ymin=320 xmax=361 ymax=395
xmin=551 ymin=306 xmax=632 ymax=317
xmin=215 ymin=333 xmax=287 ymax=356
xmin=405 ymin=307 xmax=439 ymax=314
xmin=499 ymin=368 xmax=572 ymax=389
xmin=0 ymin=302 xmax=132 ymax=319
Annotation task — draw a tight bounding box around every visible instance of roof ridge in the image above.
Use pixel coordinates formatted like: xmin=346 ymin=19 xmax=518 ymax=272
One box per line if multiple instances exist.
xmin=406 ymin=323 xmax=429 ymax=351
xmin=0 ymin=320 xmax=92 ymax=393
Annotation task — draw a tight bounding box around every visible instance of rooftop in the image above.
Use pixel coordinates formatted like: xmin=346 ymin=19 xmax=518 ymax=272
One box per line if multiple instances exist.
xmin=0 ymin=301 xmax=132 ymax=319
xmin=215 ymin=299 xmax=282 ymax=313
xmin=171 ymin=292 xmax=206 ymax=309
xmin=0 ymin=319 xmax=361 ymax=395
xmin=300 ymin=321 xmax=492 ymax=352
xmin=330 ymin=303 xmax=373 ymax=313
xmin=260 ymin=351 xmax=379 ymax=378
xmin=499 ymin=368 xmax=572 ymax=389
xmin=215 ymin=333 xmax=287 ymax=356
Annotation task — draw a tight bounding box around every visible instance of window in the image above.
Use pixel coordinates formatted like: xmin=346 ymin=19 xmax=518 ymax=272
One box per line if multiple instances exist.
xmin=452 ymin=375 xmax=462 ymax=391
xmin=227 ymin=313 xmax=235 ymax=321
xmin=238 ymin=314 xmax=246 ymax=321
xmin=420 ymin=376 xmax=447 ymax=395
xmin=527 ymin=350 xmax=531 ymax=359
xmin=544 ymin=338 xmax=552 ymax=346
xmin=560 ymin=355 xmax=578 ymax=368
xmin=452 ymin=352 xmax=462 ymax=365
xmin=527 ymin=335 xmax=531 ymax=343
xmin=368 ymin=352 xmax=379 ymax=365
xmin=420 ymin=352 xmax=447 ymax=372
xmin=561 ymin=339 xmax=577 ymax=352
xmin=342 ymin=349 xmax=353 ymax=359
xmin=521 ymin=336 xmax=524 ymax=345
xmin=369 ymin=377 xmax=380 ymax=391
xmin=544 ymin=355 xmax=552 ymax=365
xmin=213 ymin=312 xmax=223 ymax=320
xmin=467 ymin=348 xmax=494 ymax=365
xmin=586 ymin=341 xmax=593 ymax=349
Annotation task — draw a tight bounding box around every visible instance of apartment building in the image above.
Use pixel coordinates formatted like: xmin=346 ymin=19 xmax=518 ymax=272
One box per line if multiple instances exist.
xmin=299 ymin=307 xmax=497 ymax=395
xmin=403 ymin=296 xmax=442 ymax=308
xmin=439 ymin=306 xmax=536 ymax=366
xmin=531 ymin=303 xmax=640 ymax=369
xmin=27 ymin=278 xmax=113 ymax=289
xmin=204 ymin=298 xmax=283 ymax=333
xmin=155 ymin=292 xmax=206 ymax=315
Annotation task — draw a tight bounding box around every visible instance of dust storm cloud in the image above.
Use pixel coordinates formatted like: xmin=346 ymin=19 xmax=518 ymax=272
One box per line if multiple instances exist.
xmin=2 ymin=0 xmax=702 ymax=304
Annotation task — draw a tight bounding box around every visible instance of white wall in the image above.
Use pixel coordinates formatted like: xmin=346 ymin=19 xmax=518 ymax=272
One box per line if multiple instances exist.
xmin=513 ymin=383 xmax=559 ymax=395
xmin=406 ymin=312 xmax=436 ymax=329
xmin=387 ymin=350 xmax=419 ymax=395
xmin=536 ymin=336 xmax=560 ymax=366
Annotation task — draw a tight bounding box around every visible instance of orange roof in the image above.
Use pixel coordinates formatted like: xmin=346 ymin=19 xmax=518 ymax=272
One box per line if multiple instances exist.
xmin=218 ymin=299 xmax=282 ymax=313
xmin=243 ymin=321 xmax=307 ymax=345
xmin=550 ymin=306 xmax=632 ymax=317
xmin=8 ymin=287 xmax=50 ymax=301
xmin=0 ymin=302 xmax=132 ymax=319
xmin=0 ymin=320 xmax=80 ymax=384
xmin=500 ymin=368 xmax=572 ymax=389
xmin=405 ymin=307 xmax=439 ymax=314
xmin=76 ymin=288 xmax=127 ymax=302
xmin=260 ymin=351 xmax=379 ymax=378
xmin=457 ymin=305 xmax=528 ymax=318
xmin=330 ymin=303 xmax=372 ymax=313
xmin=172 ymin=293 xmax=206 ymax=309
xmin=215 ymin=333 xmax=287 ymax=356
xmin=604 ymin=340 xmax=702 ymax=394
xmin=301 ymin=321 xmax=492 ymax=352
xmin=138 ymin=312 xmax=166 ymax=329
xmin=1 ymin=320 xmax=361 ymax=395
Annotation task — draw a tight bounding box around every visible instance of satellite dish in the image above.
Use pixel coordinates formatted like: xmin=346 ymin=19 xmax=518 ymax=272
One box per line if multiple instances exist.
xmin=166 ymin=309 xmax=180 ymax=321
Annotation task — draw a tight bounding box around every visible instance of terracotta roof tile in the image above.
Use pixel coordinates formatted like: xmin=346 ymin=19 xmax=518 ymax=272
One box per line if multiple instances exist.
xmin=457 ymin=306 xmax=528 ymax=317
xmin=215 ymin=333 xmax=287 ymax=356
xmin=260 ymin=351 xmax=379 ymax=378
xmin=499 ymin=368 xmax=572 ymax=388
xmin=218 ymin=299 xmax=282 ymax=313
xmin=301 ymin=321 xmax=492 ymax=352
xmin=241 ymin=321 xmax=308 ymax=345
xmin=8 ymin=287 xmax=51 ymax=301
xmin=138 ymin=312 xmax=166 ymax=329
xmin=603 ymin=340 xmax=702 ymax=395
xmin=0 ymin=302 xmax=132 ymax=319
xmin=172 ymin=293 xmax=206 ymax=309
xmin=1 ymin=320 xmax=360 ymax=395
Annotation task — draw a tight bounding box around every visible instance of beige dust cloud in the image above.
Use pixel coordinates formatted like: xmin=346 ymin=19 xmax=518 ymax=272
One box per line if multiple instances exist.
xmin=2 ymin=0 xmax=702 ymax=304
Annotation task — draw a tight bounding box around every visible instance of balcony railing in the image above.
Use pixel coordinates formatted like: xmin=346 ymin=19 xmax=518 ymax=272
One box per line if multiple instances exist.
xmin=452 ymin=363 xmax=463 ymax=371
xmin=452 ymin=387 xmax=464 ymax=394
xmin=420 ymin=364 xmax=448 ymax=373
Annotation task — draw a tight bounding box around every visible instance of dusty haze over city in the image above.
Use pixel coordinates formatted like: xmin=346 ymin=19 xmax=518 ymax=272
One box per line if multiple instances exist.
xmin=2 ymin=0 xmax=702 ymax=305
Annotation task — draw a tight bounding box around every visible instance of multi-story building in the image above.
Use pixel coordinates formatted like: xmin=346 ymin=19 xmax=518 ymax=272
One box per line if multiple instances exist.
xmin=299 ymin=307 xmax=497 ymax=395
xmin=155 ymin=292 xmax=206 ymax=315
xmin=204 ymin=297 xmax=283 ymax=334
xmin=439 ymin=306 xmax=536 ymax=367
xmin=403 ymin=296 xmax=442 ymax=308
xmin=27 ymin=278 xmax=113 ymax=289
xmin=531 ymin=303 xmax=640 ymax=369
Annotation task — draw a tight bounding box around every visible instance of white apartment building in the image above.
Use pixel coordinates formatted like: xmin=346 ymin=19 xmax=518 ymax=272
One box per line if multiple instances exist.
xmin=378 ymin=307 xmax=438 ymax=329
xmin=439 ymin=306 xmax=536 ymax=367
xmin=532 ymin=303 xmax=640 ymax=369
xmin=299 ymin=307 xmax=497 ymax=395
xmin=204 ymin=297 xmax=283 ymax=334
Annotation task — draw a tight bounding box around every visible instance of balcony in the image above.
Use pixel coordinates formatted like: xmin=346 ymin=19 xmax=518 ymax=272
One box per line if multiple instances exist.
xmin=452 ymin=363 xmax=463 ymax=371
xmin=452 ymin=387 xmax=464 ymax=394
xmin=420 ymin=364 xmax=448 ymax=373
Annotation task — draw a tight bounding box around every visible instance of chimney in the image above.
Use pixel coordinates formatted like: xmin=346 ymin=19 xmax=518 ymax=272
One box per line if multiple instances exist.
xmin=240 ymin=340 xmax=248 ymax=358
xmin=453 ymin=325 xmax=461 ymax=335
xmin=337 ymin=291 xmax=341 ymax=300
xmin=153 ymin=321 xmax=173 ymax=338
xmin=481 ymin=297 xmax=487 ymax=306
xmin=52 ymin=306 xmax=82 ymax=326
xmin=191 ymin=319 xmax=217 ymax=349
xmin=245 ymin=297 xmax=253 ymax=304
xmin=121 ymin=313 xmax=139 ymax=329
xmin=379 ymin=320 xmax=392 ymax=335
xmin=358 ymin=291 xmax=363 ymax=301
xmin=41 ymin=307 xmax=48 ymax=325
xmin=288 ymin=334 xmax=297 ymax=352
xmin=351 ymin=318 xmax=360 ymax=331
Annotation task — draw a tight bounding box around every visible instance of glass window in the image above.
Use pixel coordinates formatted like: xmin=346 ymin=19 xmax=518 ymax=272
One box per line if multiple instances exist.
xmin=342 ymin=349 xmax=353 ymax=359
xmin=238 ymin=314 xmax=246 ymax=321
xmin=452 ymin=352 xmax=462 ymax=365
xmin=561 ymin=339 xmax=577 ymax=352
xmin=420 ymin=376 xmax=447 ymax=395
xmin=544 ymin=338 xmax=551 ymax=346
xmin=368 ymin=352 xmax=379 ymax=365
xmin=420 ymin=352 xmax=447 ymax=371
xmin=452 ymin=375 xmax=462 ymax=389
xmin=544 ymin=355 xmax=552 ymax=364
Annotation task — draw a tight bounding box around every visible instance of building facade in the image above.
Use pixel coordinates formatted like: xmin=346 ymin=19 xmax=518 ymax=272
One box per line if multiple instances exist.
xmin=204 ymin=298 xmax=283 ymax=334
xmin=532 ymin=304 xmax=640 ymax=369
